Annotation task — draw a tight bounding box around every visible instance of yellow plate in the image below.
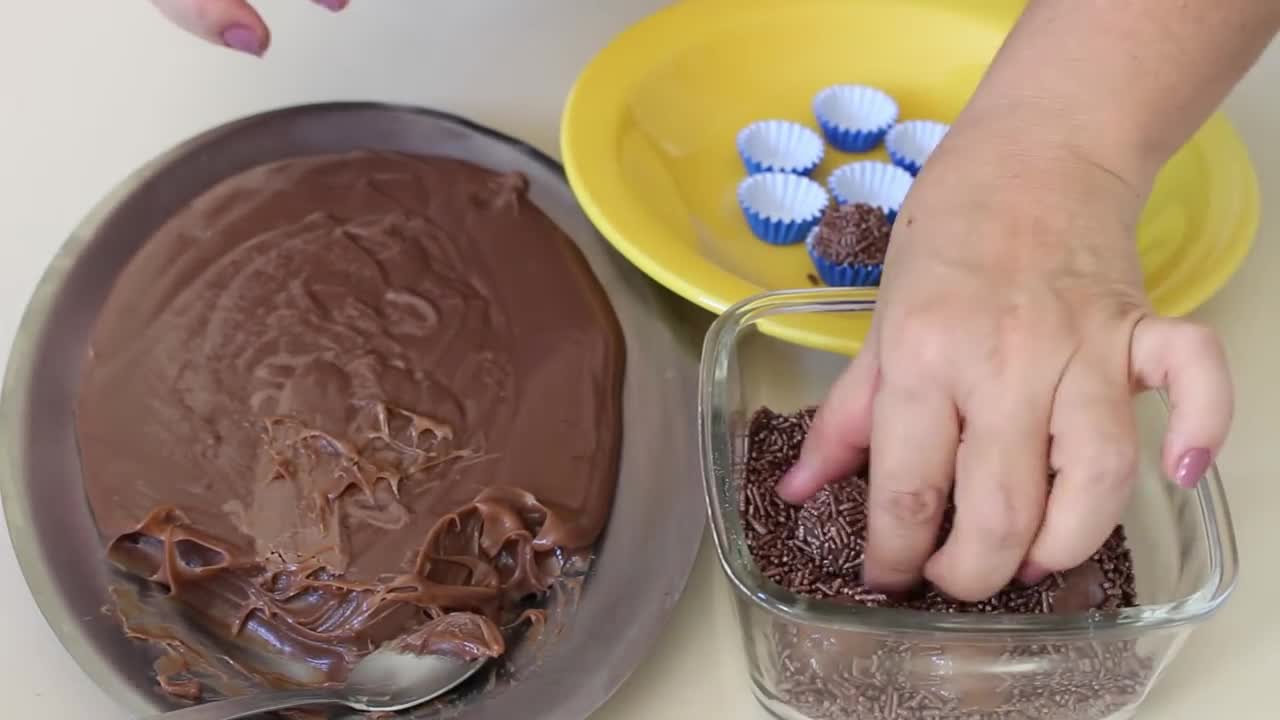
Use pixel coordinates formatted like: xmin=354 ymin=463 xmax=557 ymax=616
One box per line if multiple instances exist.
xmin=561 ymin=0 xmax=1260 ymax=355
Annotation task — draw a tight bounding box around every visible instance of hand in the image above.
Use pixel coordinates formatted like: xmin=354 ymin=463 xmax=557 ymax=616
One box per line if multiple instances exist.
xmin=776 ymin=129 xmax=1233 ymax=602
xmin=149 ymin=0 xmax=350 ymax=56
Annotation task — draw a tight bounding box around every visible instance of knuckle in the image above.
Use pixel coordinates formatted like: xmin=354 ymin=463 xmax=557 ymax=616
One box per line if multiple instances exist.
xmin=808 ymin=410 xmax=850 ymax=447
xmin=1027 ymin=543 xmax=1090 ymax=576
xmin=1081 ymin=443 xmax=1139 ymax=495
xmin=924 ymin=564 xmax=1003 ymax=603
xmin=969 ymin=514 xmax=1021 ymax=549
xmin=1175 ymin=322 xmax=1224 ymax=358
xmin=949 ymin=579 xmax=1004 ymax=604
xmin=875 ymin=486 xmax=947 ymax=527
xmin=882 ymin=316 xmax=954 ymax=374
xmin=866 ymin=547 xmax=927 ymax=584
xmin=877 ymin=557 xmax=924 ymax=579
xmin=967 ymin=488 xmax=1039 ymax=548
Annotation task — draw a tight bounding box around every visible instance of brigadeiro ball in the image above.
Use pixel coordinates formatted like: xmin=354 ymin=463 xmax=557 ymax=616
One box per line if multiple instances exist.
xmin=805 ymin=203 xmax=891 ymax=287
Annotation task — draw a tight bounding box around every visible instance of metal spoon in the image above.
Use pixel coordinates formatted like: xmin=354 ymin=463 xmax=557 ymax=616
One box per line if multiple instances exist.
xmin=144 ymin=650 xmax=486 ymax=719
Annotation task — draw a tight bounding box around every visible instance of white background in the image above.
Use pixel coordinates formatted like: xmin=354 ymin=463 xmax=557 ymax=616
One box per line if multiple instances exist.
xmin=1 ymin=2 xmax=1277 ymax=718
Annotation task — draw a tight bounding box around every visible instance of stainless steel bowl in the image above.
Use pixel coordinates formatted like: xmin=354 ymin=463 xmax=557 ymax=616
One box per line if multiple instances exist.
xmin=0 ymin=103 xmax=704 ymax=719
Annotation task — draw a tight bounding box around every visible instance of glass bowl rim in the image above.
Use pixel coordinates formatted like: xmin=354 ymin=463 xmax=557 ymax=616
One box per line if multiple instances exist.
xmin=698 ymin=287 xmax=1240 ymax=639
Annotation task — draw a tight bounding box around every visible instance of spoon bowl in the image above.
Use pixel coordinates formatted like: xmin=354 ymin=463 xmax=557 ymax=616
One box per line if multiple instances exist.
xmin=144 ymin=649 xmax=486 ymax=719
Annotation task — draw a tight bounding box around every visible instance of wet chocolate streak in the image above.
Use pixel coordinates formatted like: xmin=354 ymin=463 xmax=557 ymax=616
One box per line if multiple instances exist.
xmin=75 ymin=151 xmax=625 ymax=697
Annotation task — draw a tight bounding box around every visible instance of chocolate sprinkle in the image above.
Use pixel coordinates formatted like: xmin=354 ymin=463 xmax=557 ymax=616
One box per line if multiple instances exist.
xmin=742 ymin=407 xmax=1137 ymax=611
xmin=741 ymin=407 xmax=1152 ymax=720
xmin=811 ymin=203 xmax=891 ymax=266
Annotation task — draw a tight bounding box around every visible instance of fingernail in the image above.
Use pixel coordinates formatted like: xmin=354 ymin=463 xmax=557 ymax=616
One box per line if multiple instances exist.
xmin=775 ymin=461 xmax=812 ymax=505
xmin=1017 ymin=561 xmax=1049 ymax=587
xmin=1175 ymin=448 xmax=1212 ymax=489
xmin=221 ymin=25 xmax=264 ymax=56
xmin=313 ymin=0 xmax=348 ymax=10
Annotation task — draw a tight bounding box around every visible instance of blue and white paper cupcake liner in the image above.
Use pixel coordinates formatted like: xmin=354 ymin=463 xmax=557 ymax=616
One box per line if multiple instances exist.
xmin=737 ymin=172 xmax=830 ymax=245
xmin=737 ymin=120 xmax=825 ymax=176
xmin=826 ymin=161 xmax=913 ymax=223
xmin=812 ymin=85 xmax=899 ymax=153
xmin=886 ymin=120 xmax=949 ymax=175
xmin=805 ymin=227 xmax=884 ymax=287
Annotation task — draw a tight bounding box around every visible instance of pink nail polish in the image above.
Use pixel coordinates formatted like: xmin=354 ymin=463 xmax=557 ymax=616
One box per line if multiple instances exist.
xmin=221 ymin=25 xmax=263 ymax=56
xmin=313 ymin=0 xmax=348 ymax=10
xmin=1175 ymin=448 xmax=1212 ymax=489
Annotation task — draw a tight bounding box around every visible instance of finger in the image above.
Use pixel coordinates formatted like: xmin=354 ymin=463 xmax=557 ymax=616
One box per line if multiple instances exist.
xmin=863 ymin=381 xmax=958 ymax=593
xmin=311 ymin=0 xmax=350 ymax=10
xmin=776 ymin=333 xmax=880 ymax=504
xmin=1130 ymin=317 xmax=1233 ymax=489
xmin=150 ymin=0 xmax=270 ymax=55
xmin=1021 ymin=363 xmax=1138 ymax=582
xmin=924 ymin=393 xmax=1050 ymax=601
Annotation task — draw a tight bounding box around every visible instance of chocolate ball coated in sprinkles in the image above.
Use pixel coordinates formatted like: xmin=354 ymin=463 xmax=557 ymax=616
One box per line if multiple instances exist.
xmin=812 ymin=202 xmax=892 ymax=267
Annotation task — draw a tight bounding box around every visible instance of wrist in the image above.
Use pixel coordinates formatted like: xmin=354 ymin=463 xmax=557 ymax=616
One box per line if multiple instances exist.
xmin=924 ymin=111 xmax=1150 ymax=229
xmin=905 ymin=124 xmax=1147 ymax=277
xmin=945 ymin=91 xmax=1169 ymax=200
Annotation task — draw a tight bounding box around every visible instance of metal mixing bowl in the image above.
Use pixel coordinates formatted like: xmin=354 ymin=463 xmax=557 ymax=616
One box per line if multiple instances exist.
xmin=0 ymin=103 xmax=704 ymax=719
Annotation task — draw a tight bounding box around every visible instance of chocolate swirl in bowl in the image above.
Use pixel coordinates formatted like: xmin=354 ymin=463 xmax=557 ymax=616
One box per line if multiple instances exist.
xmin=76 ymin=151 xmax=625 ymax=700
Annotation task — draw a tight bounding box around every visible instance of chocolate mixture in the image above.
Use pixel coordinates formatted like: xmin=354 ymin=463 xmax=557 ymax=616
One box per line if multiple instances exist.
xmin=811 ymin=203 xmax=892 ymax=266
xmin=76 ymin=152 xmax=625 ymax=699
xmin=742 ymin=408 xmax=1151 ymax=719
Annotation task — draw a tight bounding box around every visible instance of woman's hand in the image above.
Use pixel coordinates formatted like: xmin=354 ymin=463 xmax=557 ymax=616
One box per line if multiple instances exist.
xmin=773 ymin=0 xmax=1272 ymax=604
xmin=776 ymin=125 xmax=1233 ymax=602
xmin=149 ymin=0 xmax=349 ymax=56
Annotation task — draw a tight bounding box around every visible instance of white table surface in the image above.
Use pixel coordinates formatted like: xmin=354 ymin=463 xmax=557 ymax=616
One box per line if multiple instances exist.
xmin=1 ymin=2 xmax=1276 ymax=718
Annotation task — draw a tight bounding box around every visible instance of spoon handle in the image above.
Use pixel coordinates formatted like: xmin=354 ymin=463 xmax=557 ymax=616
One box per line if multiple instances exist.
xmin=142 ymin=689 xmax=342 ymax=719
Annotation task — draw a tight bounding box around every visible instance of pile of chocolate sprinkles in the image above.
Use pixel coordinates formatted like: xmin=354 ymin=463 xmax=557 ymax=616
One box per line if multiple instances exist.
xmin=742 ymin=407 xmax=1137 ymax=611
xmin=811 ymin=203 xmax=892 ymax=267
xmin=742 ymin=407 xmax=1152 ymax=720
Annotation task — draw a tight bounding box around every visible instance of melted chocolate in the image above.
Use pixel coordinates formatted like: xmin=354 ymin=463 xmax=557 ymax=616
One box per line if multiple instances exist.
xmin=75 ymin=152 xmax=625 ymax=696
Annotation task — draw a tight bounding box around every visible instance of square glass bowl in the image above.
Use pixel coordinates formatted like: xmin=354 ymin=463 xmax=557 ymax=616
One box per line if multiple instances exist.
xmin=698 ymin=289 xmax=1239 ymax=720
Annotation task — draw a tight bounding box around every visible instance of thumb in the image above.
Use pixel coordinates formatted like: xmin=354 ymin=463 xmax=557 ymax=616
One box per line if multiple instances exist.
xmin=1130 ymin=316 xmax=1233 ymax=489
xmin=150 ymin=0 xmax=270 ymax=55
xmin=775 ymin=334 xmax=879 ymax=504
